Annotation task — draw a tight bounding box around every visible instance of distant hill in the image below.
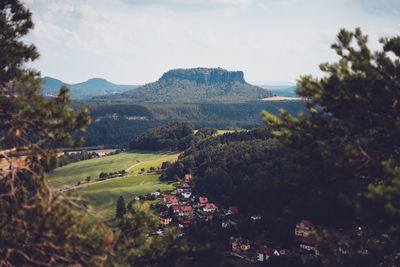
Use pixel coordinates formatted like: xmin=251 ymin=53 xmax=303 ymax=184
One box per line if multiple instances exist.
xmin=41 ymin=77 xmax=140 ymax=100
xmin=94 ymin=68 xmax=273 ymax=103
xmin=259 ymin=85 xmax=298 ymax=98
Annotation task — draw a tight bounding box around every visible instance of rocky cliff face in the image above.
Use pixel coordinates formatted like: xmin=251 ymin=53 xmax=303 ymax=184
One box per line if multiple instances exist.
xmin=160 ymin=68 xmax=246 ymax=85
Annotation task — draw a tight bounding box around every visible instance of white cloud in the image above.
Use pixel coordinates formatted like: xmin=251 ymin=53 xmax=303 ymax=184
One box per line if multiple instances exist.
xmin=23 ymin=0 xmax=400 ymax=84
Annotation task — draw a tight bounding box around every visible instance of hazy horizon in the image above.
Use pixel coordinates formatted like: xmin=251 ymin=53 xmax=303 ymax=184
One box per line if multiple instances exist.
xmin=24 ymin=0 xmax=400 ymax=84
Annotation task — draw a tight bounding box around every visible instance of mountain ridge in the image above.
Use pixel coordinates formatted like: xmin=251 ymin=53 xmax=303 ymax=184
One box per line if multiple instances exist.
xmin=95 ymin=68 xmax=273 ymax=103
xmin=41 ymin=76 xmax=140 ymax=100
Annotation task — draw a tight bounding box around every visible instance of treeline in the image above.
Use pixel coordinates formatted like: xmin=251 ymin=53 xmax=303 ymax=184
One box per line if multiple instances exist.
xmin=69 ymin=101 xmax=306 ymax=147
xmin=58 ymin=150 xmax=99 ymax=167
xmin=129 ymin=121 xmax=195 ymax=151
xmin=57 ymin=149 xmax=120 ymax=167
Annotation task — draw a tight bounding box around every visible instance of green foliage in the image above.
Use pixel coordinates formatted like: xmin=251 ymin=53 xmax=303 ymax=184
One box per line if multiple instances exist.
xmin=76 ymin=175 xmax=173 ymax=220
xmin=129 ymin=120 xmax=195 ymax=151
xmin=70 ymin=100 xmax=306 ymax=147
xmin=194 ymin=127 xmax=218 ymax=139
xmin=0 ymin=1 xmax=106 ymax=265
xmin=109 ymin=203 xmax=187 ymax=266
xmin=116 ymin=195 xmax=126 ymax=218
xmin=161 ymin=128 xmax=297 ymax=244
xmin=263 ymin=28 xmax=400 ymax=265
xmin=48 ymin=151 xmax=172 ymax=188
xmin=58 ymin=150 xmax=98 ymax=167
xmin=0 ymin=2 xmax=184 ymax=265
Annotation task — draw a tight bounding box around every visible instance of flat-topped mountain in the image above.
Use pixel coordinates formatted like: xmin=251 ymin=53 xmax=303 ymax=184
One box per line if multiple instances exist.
xmin=160 ymin=68 xmax=246 ymax=84
xmin=95 ymin=68 xmax=273 ymax=103
xmin=41 ymin=77 xmax=140 ymax=100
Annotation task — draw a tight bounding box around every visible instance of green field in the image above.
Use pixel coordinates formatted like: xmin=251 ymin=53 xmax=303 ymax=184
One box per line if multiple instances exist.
xmin=76 ymin=175 xmax=173 ymax=220
xmin=128 ymin=154 xmax=179 ymax=173
xmin=47 ymin=151 xmax=179 ymax=188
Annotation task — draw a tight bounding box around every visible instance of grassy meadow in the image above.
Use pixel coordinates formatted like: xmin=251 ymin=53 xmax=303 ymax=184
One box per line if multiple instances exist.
xmin=76 ymin=175 xmax=173 ymax=220
xmin=47 ymin=151 xmax=179 ymax=188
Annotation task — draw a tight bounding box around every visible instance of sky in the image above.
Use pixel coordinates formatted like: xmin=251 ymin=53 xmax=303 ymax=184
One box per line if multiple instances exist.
xmin=23 ymin=0 xmax=400 ymax=85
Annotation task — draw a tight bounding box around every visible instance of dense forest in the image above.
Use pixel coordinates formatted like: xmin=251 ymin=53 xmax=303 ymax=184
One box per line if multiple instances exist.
xmin=70 ymin=101 xmax=306 ymax=147
xmin=129 ymin=121 xmax=194 ymax=151
xmin=160 ymin=128 xmax=303 ymax=245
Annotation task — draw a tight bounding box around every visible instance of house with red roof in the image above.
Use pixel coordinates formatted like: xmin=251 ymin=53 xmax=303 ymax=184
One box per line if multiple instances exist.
xmin=179 ymin=205 xmax=193 ymax=216
xmin=228 ymin=206 xmax=239 ymax=215
xmin=180 ymin=220 xmax=192 ymax=225
xmin=203 ymin=203 xmax=217 ymax=213
xmin=160 ymin=217 xmax=172 ymax=226
xmin=177 ymin=183 xmax=191 ymax=193
xmin=257 ymin=246 xmax=280 ymax=262
xmin=295 ymin=220 xmax=315 ymax=237
xmin=171 ymin=204 xmax=181 ymax=214
xmin=164 ymin=195 xmax=178 ymax=207
xmin=199 ymin=197 xmax=208 ymax=205
xmin=184 ymin=174 xmax=193 ymax=182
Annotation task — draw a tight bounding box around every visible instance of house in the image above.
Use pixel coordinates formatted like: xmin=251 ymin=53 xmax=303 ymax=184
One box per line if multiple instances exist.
xmin=257 ymin=246 xmax=280 ymax=262
xmin=295 ymin=220 xmax=315 ymax=237
xmin=171 ymin=204 xmax=182 ymax=214
xmin=251 ymin=215 xmax=262 ymax=221
xmin=203 ymin=203 xmax=217 ymax=213
xmin=227 ymin=206 xmax=239 ymax=215
xmin=222 ymin=220 xmax=238 ymax=229
xmin=156 ymin=229 xmax=164 ymax=236
xmin=150 ymin=191 xmax=160 ymax=197
xmin=179 ymin=205 xmax=193 ymax=216
xmin=184 ymin=174 xmax=193 ymax=182
xmin=300 ymin=237 xmax=319 ymax=255
xmin=164 ymin=195 xmax=179 ymax=207
xmin=180 ymin=220 xmax=192 ymax=227
xmin=177 ymin=183 xmax=191 ymax=193
xmin=206 ymin=215 xmax=213 ymax=222
xmin=160 ymin=217 xmax=172 ymax=226
xmin=198 ymin=197 xmax=208 ymax=205
xmin=230 ymin=237 xmax=250 ymax=252
xmin=181 ymin=191 xmax=191 ymax=199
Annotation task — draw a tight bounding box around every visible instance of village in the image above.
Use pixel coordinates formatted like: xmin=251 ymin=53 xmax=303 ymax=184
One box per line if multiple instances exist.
xmin=138 ymin=174 xmax=321 ymax=264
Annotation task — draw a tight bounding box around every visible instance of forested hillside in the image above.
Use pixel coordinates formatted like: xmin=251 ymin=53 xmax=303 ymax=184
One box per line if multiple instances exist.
xmin=129 ymin=121 xmax=194 ymax=151
xmin=94 ymin=68 xmax=273 ymax=102
xmin=160 ymin=128 xmax=302 ymax=244
xmin=41 ymin=76 xmax=139 ymax=99
xmin=71 ymin=101 xmax=306 ymax=146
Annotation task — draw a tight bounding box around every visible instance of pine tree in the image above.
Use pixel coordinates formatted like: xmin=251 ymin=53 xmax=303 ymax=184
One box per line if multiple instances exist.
xmin=116 ymin=195 xmax=126 ymax=219
xmin=0 ymin=1 xmax=111 ymax=265
xmin=264 ymin=28 xmax=400 ymax=266
xmin=0 ymin=1 xmax=187 ymax=266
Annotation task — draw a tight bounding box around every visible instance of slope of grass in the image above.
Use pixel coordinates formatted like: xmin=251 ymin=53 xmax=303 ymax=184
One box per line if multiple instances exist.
xmin=76 ymin=175 xmax=173 ymax=220
xmin=47 ymin=151 xmax=178 ymax=188
xmin=128 ymin=154 xmax=179 ymax=173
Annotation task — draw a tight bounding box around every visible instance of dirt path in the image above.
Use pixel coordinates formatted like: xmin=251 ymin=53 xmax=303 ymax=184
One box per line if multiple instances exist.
xmin=54 ymin=174 xmax=131 ymax=193
xmin=125 ymin=154 xmax=177 ymax=172
xmin=54 ymin=172 xmax=155 ymax=193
